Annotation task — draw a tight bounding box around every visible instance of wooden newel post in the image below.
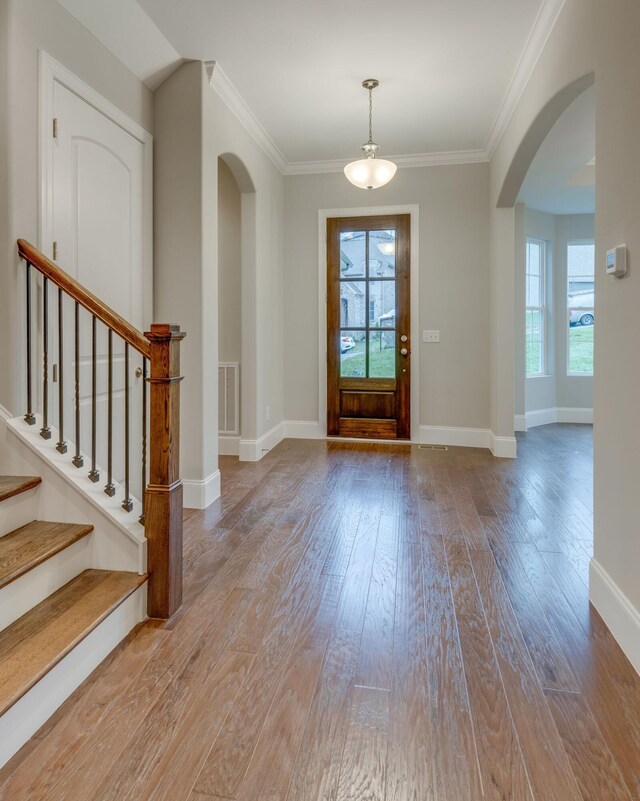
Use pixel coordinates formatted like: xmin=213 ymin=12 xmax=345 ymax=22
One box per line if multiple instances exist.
xmin=144 ymin=323 xmax=186 ymax=619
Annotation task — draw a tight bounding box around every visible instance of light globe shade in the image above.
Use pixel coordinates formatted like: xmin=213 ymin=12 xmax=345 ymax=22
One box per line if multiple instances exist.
xmin=344 ymin=158 xmax=397 ymax=190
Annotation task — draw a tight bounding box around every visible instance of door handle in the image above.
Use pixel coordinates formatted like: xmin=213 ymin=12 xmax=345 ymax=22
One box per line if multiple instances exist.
xmin=400 ymin=347 xmax=408 ymax=356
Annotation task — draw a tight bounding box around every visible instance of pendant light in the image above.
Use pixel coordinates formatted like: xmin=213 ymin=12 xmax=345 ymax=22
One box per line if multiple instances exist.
xmin=344 ymin=79 xmax=397 ymax=190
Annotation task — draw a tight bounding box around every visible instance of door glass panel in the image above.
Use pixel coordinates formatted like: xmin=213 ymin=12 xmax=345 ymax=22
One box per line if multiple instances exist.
xmin=340 ymin=231 xmax=366 ymax=278
xmin=340 ymin=281 xmax=366 ymax=328
xmin=369 ymin=331 xmax=396 ymax=378
xmin=369 ymin=230 xmax=396 ymax=277
xmin=340 ymin=330 xmax=366 ymax=377
xmin=369 ymin=281 xmax=396 ymax=328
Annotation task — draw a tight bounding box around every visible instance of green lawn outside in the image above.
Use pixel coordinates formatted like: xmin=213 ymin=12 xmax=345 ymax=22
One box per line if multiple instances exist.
xmin=525 ymin=310 xmax=594 ymax=375
xmin=340 ymin=337 xmax=396 ymax=378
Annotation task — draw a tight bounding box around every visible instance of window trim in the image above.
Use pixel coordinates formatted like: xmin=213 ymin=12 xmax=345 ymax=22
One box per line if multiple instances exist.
xmin=525 ymin=237 xmax=547 ymax=377
xmin=566 ymin=239 xmax=595 ymax=377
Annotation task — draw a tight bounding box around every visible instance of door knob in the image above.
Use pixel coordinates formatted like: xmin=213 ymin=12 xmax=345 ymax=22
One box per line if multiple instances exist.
xmin=400 ymin=335 xmax=408 ymax=342
xmin=400 ymin=347 xmax=408 ymax=356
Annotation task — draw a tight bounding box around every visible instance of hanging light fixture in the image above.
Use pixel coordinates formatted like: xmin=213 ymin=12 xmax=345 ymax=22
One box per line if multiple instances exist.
xmin=344 ymin=79 xmax=397 ymax=190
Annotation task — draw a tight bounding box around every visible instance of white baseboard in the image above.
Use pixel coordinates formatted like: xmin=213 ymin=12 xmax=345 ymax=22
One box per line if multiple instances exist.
xmin=419 ymin=425 xmax=491 ymax=450
xmin=489 ymin=432 xmax=518 ymax=458
xmin=517 ymin=407 xmax=593 ymax=431
xmin=284 ymin=420 xmax=323 ymax=439
xmin=182 ymin=470 xmax=221 ymax=509
xmin=239 ymin=423 xmax=286 ymax=462
xmin=0 ymin=582 xmax=146 ymax=768
xmin=590 ymin=559 xmax=640 ymax=676
xmin=218 ymin=436 xmax=240 ymax=456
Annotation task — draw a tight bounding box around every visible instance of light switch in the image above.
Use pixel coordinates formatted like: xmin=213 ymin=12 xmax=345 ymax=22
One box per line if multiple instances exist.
xmin=423 ymin=330 xmax=440 ymax=343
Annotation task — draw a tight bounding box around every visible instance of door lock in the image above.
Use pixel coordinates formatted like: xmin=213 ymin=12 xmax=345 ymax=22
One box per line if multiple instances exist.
xmin=400 ymin=335 xmax=408 ymax=342
xmin=400 ymin=347 xmax=408 ymax=356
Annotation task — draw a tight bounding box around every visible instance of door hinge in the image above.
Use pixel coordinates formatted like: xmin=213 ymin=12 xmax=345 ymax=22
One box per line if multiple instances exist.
xmin=52 ymin=118 xmax=58 ymax=139
xmin=52 ymin=241 xmax=58 ymax=261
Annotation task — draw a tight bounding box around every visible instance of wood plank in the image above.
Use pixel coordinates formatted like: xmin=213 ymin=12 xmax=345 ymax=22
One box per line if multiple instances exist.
xmin=0 ymin=476 xmax=41 ymax=504
xmin=0 ymin=570 xmax=144 ymax=717
xmin=0 ymin=521 xmax=93 ymax=589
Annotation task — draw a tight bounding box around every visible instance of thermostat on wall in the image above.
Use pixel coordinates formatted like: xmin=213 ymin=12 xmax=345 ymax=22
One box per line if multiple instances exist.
xmin=606 ymin=244 xmax=628 ymax=278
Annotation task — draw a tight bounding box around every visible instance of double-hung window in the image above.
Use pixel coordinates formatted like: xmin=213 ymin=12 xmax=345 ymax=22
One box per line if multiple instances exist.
xmin=526 ymin=238 xmax=546 ymax=376
xmin=567 ymin=241 xmax=595 ymax=375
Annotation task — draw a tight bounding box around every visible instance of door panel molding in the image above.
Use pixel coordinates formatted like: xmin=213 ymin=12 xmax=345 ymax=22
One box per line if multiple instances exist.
xmin=318 ymin=205 xmax=420 ymax=442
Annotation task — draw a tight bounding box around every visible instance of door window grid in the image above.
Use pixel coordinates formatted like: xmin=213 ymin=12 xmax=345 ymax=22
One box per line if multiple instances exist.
xmin=526 ymin=238 xmax=546 ymax=376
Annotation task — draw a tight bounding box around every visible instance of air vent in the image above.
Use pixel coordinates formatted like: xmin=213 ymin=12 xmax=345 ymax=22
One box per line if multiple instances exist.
xmin=218 ymin=363 xmax=239 ymax=435
xmin=419 ymin=444 xmax=448 ymax=451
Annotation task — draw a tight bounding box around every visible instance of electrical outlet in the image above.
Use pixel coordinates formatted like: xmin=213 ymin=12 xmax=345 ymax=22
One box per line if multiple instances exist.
xmin=266 ymin=406 xmax=271 ymax=422
xmin=423 ymin=330 xmax=440 ymax=343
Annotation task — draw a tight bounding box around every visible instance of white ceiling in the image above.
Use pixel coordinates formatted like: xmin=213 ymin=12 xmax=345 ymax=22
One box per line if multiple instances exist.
xmin=518 ymin=85 xmax=595 ymax=215
xmin=57 ymin=0 xmax=564 ymax=169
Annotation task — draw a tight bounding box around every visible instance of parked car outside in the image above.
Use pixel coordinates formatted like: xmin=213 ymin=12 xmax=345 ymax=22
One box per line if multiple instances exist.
xmin=569 ymin=292 xmax=594 ymax=326
xmin=340 ymin=336 xmax=355 ymax=353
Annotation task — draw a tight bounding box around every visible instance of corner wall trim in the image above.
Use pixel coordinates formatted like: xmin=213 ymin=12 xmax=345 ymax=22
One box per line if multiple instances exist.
xmin=590 ymin=559 xmax=640 ymax=677
xmin=182 ymin=470 xmax=221 ymax=509
xmin=489 ymin=432 xmax=518 ymax=459
xmin=239 ymin=423 xmax=286 ymax=462
xmin=418 ymin=425 xmax=490 ymax=450
xmin=218 ymin=436 xmax=240 ymax=456
xmin=516 ymin=407 xmax=594 ymax=431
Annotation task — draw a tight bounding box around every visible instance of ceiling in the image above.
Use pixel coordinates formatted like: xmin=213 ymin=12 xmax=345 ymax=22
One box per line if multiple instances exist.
xmin=58 ymin=0 xmax=563 ymax=169
xmin=518 ymin=85 xmax=595 ymax=215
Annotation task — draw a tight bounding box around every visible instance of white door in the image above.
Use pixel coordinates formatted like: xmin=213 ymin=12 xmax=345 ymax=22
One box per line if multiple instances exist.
xmin=48 ymin=80 xmax=150 ymax=496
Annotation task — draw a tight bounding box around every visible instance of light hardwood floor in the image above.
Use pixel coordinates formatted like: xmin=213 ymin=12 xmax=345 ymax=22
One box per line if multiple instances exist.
xmin=1 ymin=424 xmax=639 ymax=800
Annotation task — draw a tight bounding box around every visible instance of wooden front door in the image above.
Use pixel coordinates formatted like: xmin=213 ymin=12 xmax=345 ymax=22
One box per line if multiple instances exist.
xmin=327 ymin=214 xmax=410 ymax=439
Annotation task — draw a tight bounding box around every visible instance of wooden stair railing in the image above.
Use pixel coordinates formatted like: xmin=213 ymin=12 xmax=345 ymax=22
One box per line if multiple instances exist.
xmin=17 ymin=239 xmax=185 ymax=619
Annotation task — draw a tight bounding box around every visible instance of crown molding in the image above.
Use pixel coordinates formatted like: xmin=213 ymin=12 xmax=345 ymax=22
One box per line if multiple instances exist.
xmin=205 ymin=60 xmax=288 ymax=173
xmin=484 ymin=0 xmax=567 ymax=158
xmin=283 ymin=149 xmax=489 ymax=175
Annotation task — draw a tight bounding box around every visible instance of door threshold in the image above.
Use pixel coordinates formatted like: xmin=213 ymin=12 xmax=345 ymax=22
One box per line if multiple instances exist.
xmin=326 ymin=436 xmax=412 ymax=445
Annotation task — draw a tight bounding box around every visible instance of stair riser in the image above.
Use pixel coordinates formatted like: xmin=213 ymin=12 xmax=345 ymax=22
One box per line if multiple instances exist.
xmin=0 ymin=490 xmax=42 ymax=538
xmin=0 ymin=537 xmax=92 ymax=633
xmin=0 ymin=582 xmax=147 ymax=768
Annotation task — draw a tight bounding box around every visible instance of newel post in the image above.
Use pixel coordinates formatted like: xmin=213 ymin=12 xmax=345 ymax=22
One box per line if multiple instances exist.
xmin=144 ymin=323 xmax=186 ymax=619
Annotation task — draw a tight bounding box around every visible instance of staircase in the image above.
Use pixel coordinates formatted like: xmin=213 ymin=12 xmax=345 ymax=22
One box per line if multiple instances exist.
xmin=0 ymin=475 xmax=146 ymax=766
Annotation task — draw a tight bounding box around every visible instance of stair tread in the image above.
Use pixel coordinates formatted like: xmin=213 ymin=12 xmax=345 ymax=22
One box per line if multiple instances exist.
xmin=0 ymin=476 xmax=42 ymax=504
xmin=0 ymin=521 xmax=94 ymax=590
xmin=0 ymin=569 xmax=146 ymax=716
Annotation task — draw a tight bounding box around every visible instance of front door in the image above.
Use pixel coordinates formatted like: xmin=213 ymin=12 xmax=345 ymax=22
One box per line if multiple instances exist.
xmin=327 ymin=214 xmax=410 ymax=439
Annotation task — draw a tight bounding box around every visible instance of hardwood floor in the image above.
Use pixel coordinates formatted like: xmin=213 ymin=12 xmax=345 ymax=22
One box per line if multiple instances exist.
xmin=1 ymin=424 xmax=639 ymax=800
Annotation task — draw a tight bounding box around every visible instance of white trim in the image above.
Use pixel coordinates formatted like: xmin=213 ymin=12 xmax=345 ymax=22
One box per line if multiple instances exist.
xmin=0 ymin=582 xmax=146 ymax=769
xmin=239 ymin=422 xmax=286 ymax=462
xmin=489 ymin=432 xmax=518 ymax=458
xmin=419 ymin=425 xmax=491 ymax=450
xmin=284 ymin=420 xmax=323 ymax=440
xmin=182 ymin=470 xmax=221 ymax=509
xmin=284 ymin=149 xmax=488 ymax=175
xmin=206 ymin=61 xmax=288 ymax=173
xmin=317 ymin=205 xmax=420 ymax=444
xmin=0 ymin=404 xmax=12 ymax=423
xmin=520 ymin=406 xmax=593 ymax=429
xmin=485 ymin=0 xmax=567 ymax=157
xmin=38 ymin=51 xmax=154 ymax=326
xmin=590 ymin=559 xmax=640 ymax=677
xmin=218 ymin=436 xmax=240 ymax=456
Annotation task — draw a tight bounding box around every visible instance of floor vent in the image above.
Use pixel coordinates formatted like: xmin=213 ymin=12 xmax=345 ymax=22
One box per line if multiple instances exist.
xmin=218 ymin=363 xmax=240 ymax=436
xmin=419 ymin=444 xmax=449 ymax=451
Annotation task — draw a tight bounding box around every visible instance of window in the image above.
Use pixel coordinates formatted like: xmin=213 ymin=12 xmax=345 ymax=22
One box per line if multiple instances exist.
xmin=526 ymin=238 xmax=546 ymax=376
xmin=567 ymin=241 xmax=595 ymax=375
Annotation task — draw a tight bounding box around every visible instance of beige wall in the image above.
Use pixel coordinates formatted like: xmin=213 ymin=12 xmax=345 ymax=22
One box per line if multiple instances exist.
xmin=217 ymin=158 xmax=242 ymax=365
xmin=0 ymin=0 xmax=153 ymax=416
xmin=283 ymin=163 xmax=491 ymax=430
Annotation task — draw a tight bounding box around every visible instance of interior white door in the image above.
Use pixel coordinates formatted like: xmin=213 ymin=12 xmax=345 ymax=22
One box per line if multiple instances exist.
xmin=49 ymin=80 xmax=148 ymax=495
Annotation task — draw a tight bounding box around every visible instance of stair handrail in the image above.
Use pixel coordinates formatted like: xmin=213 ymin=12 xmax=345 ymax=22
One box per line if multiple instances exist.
xmin=17 ymin=239 xmax=185 ymax=620
xmin=17 ymin=240 xmax=151 ymax=359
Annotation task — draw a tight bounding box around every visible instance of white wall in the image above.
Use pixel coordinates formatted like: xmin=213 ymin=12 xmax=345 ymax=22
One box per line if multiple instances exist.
xmin=154 ymin=61 xmax=285 ymax=491
xmin=217 ymin=158 xmax=242 ymax=364
xmin=0 ymin=0 xmax=153 ymax=417
xmin=283 ymin=163 xmax=491 ymax=434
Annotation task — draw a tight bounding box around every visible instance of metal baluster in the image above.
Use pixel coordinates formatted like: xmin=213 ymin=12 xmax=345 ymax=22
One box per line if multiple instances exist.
xmin=88 ymin=316 xmax=100 ymax=482
xmin=139 ymin=357 xmax=147 ymax=525
xmin=72 ymin=302 xmax=83 ymax=468
xmin=56 ymin=288 xmax=67 ymax=453
xmin=24 ymin=263 xmax=36 ymax=425
xmin=104 ymin=330 xmax=115 ymax=496
xmin=40 ymin=277 xmax=51 ymax=440
xmin=122 ymin=343 xmax=133 ymax=512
